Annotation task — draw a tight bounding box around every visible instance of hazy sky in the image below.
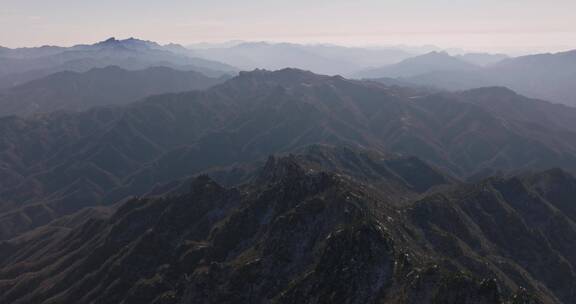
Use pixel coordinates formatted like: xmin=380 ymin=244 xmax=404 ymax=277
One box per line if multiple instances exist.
xmin=1 ymin=0 xmax=575 ymax=54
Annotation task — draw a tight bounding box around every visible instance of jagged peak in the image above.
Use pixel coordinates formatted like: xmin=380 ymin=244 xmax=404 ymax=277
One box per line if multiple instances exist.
xmin=103 ymin=37 xmax=118 ymax=43
xmin=526 ymin=167 xmax=576 ymax=186
xmin=257 ymin=154 xmax=307 ymax=183
xmin=190 ymin=174 xmax=225 ymax=197
xmin=94 ymin=37 xmax=160 ymax=49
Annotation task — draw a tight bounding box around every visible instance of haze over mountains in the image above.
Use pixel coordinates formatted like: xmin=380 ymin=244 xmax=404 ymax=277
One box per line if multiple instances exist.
xmin=0 ymin=37 xmax=236 ymax=89
xmin=3 ymin=37 xmax=575 ymax=106
xmin=188 ymin=42 xmax=416 ymax=76
xmin=1 ymin=68 xmax=576 ymax=242
xmin=1 ymin=37 xmax=576 ymax=303
xmin=354 ymin=51 xmax=481 ymax=79
xmin=358 ymin=50 xmax=576 ymax=106
xmin=0 ymin=66 xmax=226 ymax=116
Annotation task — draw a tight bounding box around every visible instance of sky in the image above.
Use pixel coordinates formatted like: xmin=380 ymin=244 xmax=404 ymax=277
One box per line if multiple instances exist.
xmin=1 ymin=0 xmax=575 ymax=54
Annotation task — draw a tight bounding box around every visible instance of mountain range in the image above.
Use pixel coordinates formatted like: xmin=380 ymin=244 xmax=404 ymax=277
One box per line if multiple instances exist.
xmin=2 ymin=37 xmax=576 ymax=303
xmin=0 ymin=65 xmax=227 ymax=116
xmin=5 ymin=37 xmax=573 ymax=107
xmin=360 ymin=50 xmax=576 ymax=106
xmin=0 ymin=38 xmax=237 ymax=89
xmin=2 ymin=68 xmax=576 ymax=241
xmin=189 ymin=42 xmax=416 ymax=76
xmin=1 ymin=144 xmax=576 ymax=303
xmin=354 ymin=51 xmax=481 ymax=79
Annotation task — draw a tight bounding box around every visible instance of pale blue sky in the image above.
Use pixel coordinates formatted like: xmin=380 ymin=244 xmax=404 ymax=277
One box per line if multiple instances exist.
xmin=1 ymin=0 xmax=575 ymax=53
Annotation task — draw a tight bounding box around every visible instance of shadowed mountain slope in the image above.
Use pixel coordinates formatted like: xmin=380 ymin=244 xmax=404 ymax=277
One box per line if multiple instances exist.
xmin=2 ymin=69 xmax=576 ymax=240
xmin=0 ymin=151 xmax=572 ymax=303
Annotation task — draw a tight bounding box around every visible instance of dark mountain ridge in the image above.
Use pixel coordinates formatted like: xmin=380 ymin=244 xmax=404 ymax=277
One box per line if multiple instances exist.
xmin=0 ymin=149 xmax=573 ymax=303
xmin=2 ymin=69 xmax=576 ymax=241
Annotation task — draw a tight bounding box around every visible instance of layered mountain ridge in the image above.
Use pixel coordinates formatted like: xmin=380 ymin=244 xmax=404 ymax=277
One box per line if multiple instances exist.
xmin=189 ymin=42 xmax=415 ymax=76
xmin=362 ymin=49 xmax=576 ymax=106
xmin=0 ymin=37 xmax=237 ymax=89
xmin=355 ymin=51 xmax=480 ymax=79
xmin=1 ymin=146 xmax=574 ymax=303
xmin=2 ymin=68 xmax=576 ymax=241
xmin=0 ymin=65 xmax=227 ymax=116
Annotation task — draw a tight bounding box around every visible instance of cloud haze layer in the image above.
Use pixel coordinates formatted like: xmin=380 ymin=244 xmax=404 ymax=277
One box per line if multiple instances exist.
xmin=1 ymin=0 xmax=575 ymax=53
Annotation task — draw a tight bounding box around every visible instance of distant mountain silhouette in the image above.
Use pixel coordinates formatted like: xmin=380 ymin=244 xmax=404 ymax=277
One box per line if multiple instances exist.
xmin=191 ymin=42 xmax=415 ymax=75
xmin=485 ymin=50 xmax=576 ymax=105
xmin=0 ymin=66 xmax=227 ymax=116
xmin=455 ymin=52 xmax=508 ymax=66
xmin=354 ymin=51 xmax=480 ymax=79
xmin=0 ymin=37 xmax=237 ymax=89
xmin=371 ymin=49 xmax=576 ymax=106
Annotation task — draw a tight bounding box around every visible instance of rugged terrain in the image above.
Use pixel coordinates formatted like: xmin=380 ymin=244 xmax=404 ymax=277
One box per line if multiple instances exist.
xmin=0 ymin=66 xmax=576 ymax=303
xmin=0 ymin=145 xmax=573 ymax=303
xmin=3 ymin=69 xmax=576 ymax=241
